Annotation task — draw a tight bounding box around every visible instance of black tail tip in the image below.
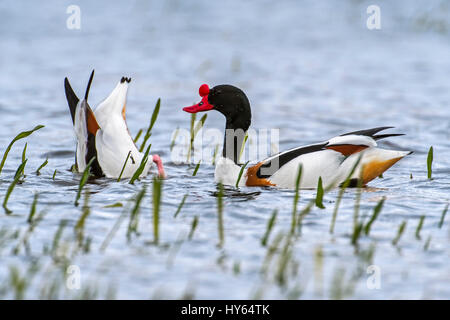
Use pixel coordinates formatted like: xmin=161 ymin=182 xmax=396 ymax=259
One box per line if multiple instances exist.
xmin=121 ymin=77 xmax=131 ymax=83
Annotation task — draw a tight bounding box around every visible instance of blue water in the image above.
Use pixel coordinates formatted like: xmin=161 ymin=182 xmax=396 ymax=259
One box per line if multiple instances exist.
xmin=0 ymin=0 xmax=449 ymax=299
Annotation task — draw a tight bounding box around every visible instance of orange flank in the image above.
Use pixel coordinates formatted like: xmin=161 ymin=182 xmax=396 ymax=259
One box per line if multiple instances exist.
xmin=245 ymin=162 xmax=276 ymax=187
xmin=122 ymin=103 xmax=127 ymax=121
xmin=326 ymin=144 xmax=368 ymax=156
xmin=86 ymin=108 xmax=100 ymax=135
xmin=362 ymin=157 xmax=405 ymax=184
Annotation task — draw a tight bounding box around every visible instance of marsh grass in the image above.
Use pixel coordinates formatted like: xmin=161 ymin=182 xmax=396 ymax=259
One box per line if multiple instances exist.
xmin=188 ymin=216 xmax=199 ymax=240
xmin=315 ymin=176 xmax=325 ymax=209
xmin=192 ymin=161 xmax=201 ymax=176
xmin=117 ymin=151 xmax=131 ymax=182
xmin=392 ymin=220 xmax=407 ymax=246
xmin=3 ymin=159 xmax=27 ymax=214
xmin=216 ymin=182 xmax=224 ymax=248
xmin=187 ymin=113 xmax=207 ymax=162
xmin=35 ymin=158 xmax=48 ymax=175
xmin=438 ymin=204 xmax=448 ymax=228
xmin=261 ymin=209 xmax=277 ymax=247
xmin=0 ymin=125 xmax=44 ymax=175
xmin=52 ymin=169 xmax=57 ymax=180
xmin=174 ymin=194 xmax=188 ymax=218
xmin=427 ymin=146 xmax=433 ymax=180
xmin=133 ymin=129 xmax=143 ymax=144
xmin=74 ymin=157 xmax=95 ymax=206
xmin=129 ymin=144 xmax=151 ymax=184
xmin=127 ymin=186 xmax=146 ymax=240
xmin=75 ymin=191 xmax=91 ymax=249
xmin=152 ymin=177 xmax=162 ymax=244
xmin=330 ymin=155 xmax=362 ymax=234
xmin=139 ymin=98 xmax=160 ymax=152
xmin=170 ymin=127 xmax=179 ymax=152
xmin=235 ymin=161 xmax=249 ymax=187
xmin=291 ymin=165 xmax=302 ymax=235
xmin=415 ymin=215 xmax=425 ymax=240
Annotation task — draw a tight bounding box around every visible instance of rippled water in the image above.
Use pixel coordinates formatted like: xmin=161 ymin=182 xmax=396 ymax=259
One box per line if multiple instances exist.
xmin=0 ymin=0 xmax=449 ymax=299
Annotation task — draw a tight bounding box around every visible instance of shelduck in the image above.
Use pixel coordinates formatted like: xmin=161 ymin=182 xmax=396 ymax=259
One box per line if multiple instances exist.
xmin=183 ymin=84 xmax=411 ymax=189
xmin=64 ymin=70 xmax=165 ymax=179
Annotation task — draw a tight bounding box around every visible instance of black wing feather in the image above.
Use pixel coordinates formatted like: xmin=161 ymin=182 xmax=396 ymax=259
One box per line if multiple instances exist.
xmin=64 ymin=77 xmax=79 ymax=124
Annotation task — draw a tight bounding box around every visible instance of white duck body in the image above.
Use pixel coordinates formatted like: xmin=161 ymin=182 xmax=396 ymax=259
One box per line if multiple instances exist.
xmin=93 ymin=79 xmax=151 ymax=178
xmin=184 ymin=84 xmax=411 ymax=189
xmin=215 ymin=132 xmax=411 ymax=189
xmin=65 ymin=72 xmax=153 ymax=179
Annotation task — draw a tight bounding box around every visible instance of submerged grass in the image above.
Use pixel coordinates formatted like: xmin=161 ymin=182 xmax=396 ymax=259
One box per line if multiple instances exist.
xmin=427 ymin=146 xmax=433 ymax=180
xmin=364 ymin=198 xmax=385 ymax=235
xmin=117 ymin=151 xmax=131 ymax=182
xmin=438 ymin=204 xmax=448 ymax=228
xmin=235 ymin=161 xmax=249 ymax=188
xmin=0 ymin=125 xmax=44 ymax=175
xmin=188 ymin=216 xmax=199 ymax=240
xmin=261 ymin=209 xmax=277 ymax=247
xmin=127 ymin=186 xmax=146 ymax=240
xmin=35 ymin=158 xmax=48 ymax=175
xmin=174 ymin=194 xmax=188 ymax=218
xmin=415 ymin=215 xmax=425 ymax=240
xmin=139 ymin=98 xmax=160 ymax=152
xmin=129 ymin=145 xmax=151 ymax=185
xmin=217 ymin=183 xmax=224 ymax=248
xmin=152 ymin=177 xmax=162 ymax=244
xmin=392 ymin=220 xmax=407 ymax=246
xmin=315 ymin=176 xmax=325 ymax=209
xmin=3 ymin=159 xmax=27 ymax=214
xmin=74 ymin=157 xmax=95 ymax=207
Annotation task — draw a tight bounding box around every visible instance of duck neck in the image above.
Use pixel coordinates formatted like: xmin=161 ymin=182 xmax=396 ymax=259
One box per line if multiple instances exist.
xmin=222 ymin=118 xmax=250 ymax=165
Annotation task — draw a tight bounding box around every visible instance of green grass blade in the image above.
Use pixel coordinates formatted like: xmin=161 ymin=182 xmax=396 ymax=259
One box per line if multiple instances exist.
xmin=291 ymin=165 xmax=302 ymax=234
xmin=261 ymin=209 xmax=277 ymax=246
xmin=330 ymin=154 xmax=363 ymax=234
xmin=188 ymin=216 xmax=199 ymax=240
xmin=235 ymin=161 xmax=249 ymax=188
xmin=415 ymin=215 xmax=425 ymax=240
xmin=193 ymin=161 xmax=201 ymax=176
xmin=139 ymin=98 xmax=160 ymax=152
xmin=74 ymin=157 xmax=95 ymax=207
xmin=127 ymin=186 xmax=146 ymax=240
xmin=117 ymin=151 xmax=131 ymax=182
xmin=238 ymin=132 xmax=249 ymax=163
xmin=392 ymin=220 xmax=407 ymax=246
xmin=129 ymin=145 xmax=151 ymax=184
xmin=152 ymin=177 xmax=162 ymax=244
xmin=0 ymin=125 xmax=44 ymax=175
xmin=3 ymin=160 xmax=27 ymax=214
xmin=52 ymin=169 xmax=57 ymax=180
xmin=133 ymin=129 xmax=143 ymax=144
xmin=438 ymin=204 xmax=448 ymax=228
xmin=427 ymin=146 xmax=433 ymax=179
xmin=21 ymin=143 xmax=27 ymax=164
xmin=27 ymin=193 xmax=39 ymax=223
xmin=170 ymin=127 xmax=180 ymax=152
xmin=315 ymin=177 xmax=325 ymax=209
xmin=35 ymin=158 xmax=48 ymax=175
xmin=364 ymin=197 xmax=385 ymax=235
xmin=217 ymin=183 xmax=224 ymax=248
xmin=174 ymin=194 xmax=188 ymax=218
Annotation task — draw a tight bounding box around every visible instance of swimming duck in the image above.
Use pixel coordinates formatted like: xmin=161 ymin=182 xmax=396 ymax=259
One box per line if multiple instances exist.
xmin=183 ymin=84 xmax=411 ymax=188
xmin=64 ymin=70 xmax=165 ymax=179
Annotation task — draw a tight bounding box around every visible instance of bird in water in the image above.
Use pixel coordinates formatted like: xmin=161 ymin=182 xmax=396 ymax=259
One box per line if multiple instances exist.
xmin=64 ymin=70 xmax=165 ymax=179
xmin=183 ymin=84 xmax=411 ymax=189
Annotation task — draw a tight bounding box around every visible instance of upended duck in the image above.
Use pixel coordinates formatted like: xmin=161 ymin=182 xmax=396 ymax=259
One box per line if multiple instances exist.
xmin=64 ymin=70 xmax=165 ymax=179
xmin=183 ymin=84 xmax=411 ymax=189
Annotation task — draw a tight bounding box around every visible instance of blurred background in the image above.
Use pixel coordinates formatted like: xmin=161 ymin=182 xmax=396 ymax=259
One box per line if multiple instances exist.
xmin=0 ymin=0 xmax=449 ymax=299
